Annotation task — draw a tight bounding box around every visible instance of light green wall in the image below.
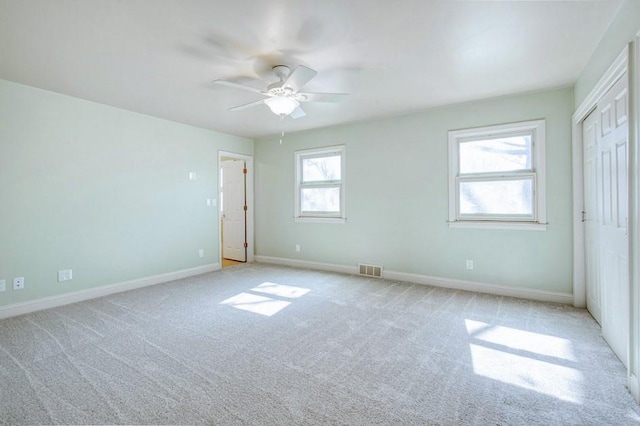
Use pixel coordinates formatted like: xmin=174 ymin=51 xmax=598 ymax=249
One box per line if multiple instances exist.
xmin=0 ymin=79 xmax=252 ymax=307
xmin=574 ymin=0 xmax=640 ymax=107
xmin=255 ymin=88 xmax=574 ymax=293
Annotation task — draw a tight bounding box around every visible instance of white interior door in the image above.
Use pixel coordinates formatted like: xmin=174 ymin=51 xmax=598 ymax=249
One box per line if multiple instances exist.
xmin=221 ymin=160 xmax=246 ymax=262
xmin=594 ymin=74 xmax=629 ymax=367
xmin=583 ymin=110 xmax=601 ymax=324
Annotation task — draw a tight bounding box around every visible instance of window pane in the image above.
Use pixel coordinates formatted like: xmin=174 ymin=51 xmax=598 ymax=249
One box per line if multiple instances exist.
xmin=302 ymin=155 xmax=341 ymax=182
xmin=301 ymin=187 xmax=340 ymax=213
xmin=460 ymin=179 xmax=533 ymax=216
xmin=459 ymin=135 xmax=532 ymax=174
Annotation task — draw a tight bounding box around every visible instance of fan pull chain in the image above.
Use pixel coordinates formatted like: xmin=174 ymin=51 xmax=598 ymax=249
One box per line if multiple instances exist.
xmin=279 ymin=114 xmax=285 ymax=144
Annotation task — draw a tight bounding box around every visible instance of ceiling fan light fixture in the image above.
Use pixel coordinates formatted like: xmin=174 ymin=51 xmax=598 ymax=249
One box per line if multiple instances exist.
xmin=265 ymin=97 xmax=299 ymax=116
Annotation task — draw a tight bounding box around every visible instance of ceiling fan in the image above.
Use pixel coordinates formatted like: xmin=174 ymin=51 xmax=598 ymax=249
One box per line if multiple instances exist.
xmin=213 ymin=65 xmax=348 ymax=118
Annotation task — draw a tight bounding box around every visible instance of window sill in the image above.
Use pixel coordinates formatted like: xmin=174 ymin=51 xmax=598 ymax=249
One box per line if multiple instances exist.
xmin=295 ymin=217 xmax=346 ymax=224
xmin=448 ymin=221 xmax=548 ymax=231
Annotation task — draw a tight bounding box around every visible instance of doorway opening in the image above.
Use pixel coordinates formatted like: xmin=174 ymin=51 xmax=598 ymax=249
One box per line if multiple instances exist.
xmin=219 ymin=151 xmax=254 ymax=269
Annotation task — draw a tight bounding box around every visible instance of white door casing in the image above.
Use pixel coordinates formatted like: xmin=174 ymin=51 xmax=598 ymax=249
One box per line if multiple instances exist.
xmin=221 ymin=159 xmax=246 ymax=262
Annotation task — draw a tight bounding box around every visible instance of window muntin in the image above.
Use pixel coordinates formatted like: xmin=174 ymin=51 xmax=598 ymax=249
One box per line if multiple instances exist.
xmin=295 ymin=146 xmax=345 ymax=221
xmin=448 ymin=120 xmax=546 ymax=227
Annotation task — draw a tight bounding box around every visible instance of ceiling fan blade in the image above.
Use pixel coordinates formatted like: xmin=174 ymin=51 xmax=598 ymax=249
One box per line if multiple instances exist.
xmin=283 ymin=65 xmax=317 ymax=92
xmin=290 ymin=106 xmax=306 ymax=119
xmin=213 ymin=79 xmax=266 ymax=95
xmin=228 ymin=99 xmax=266 ymax=112
xmin=297 ymin=92 xmax=349 ymax=103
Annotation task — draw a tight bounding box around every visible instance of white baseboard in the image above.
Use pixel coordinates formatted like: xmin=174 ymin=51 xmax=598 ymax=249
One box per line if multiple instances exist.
xmin=0 ymin=263 xmax=221 ymax=320
xmin=629 ymin=373 xmax=640 ymax=403
xmin=383 ymin=270 xmax=573 ymax=304
xmin=255 ymin=255 xmax=358 ymax=275
xmin=255 ymin=256 xmax=573 ymax=305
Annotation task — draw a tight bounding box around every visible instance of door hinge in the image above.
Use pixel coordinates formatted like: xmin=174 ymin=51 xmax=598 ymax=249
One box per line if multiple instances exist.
xmin=243 ymin=205 xmax=248 ymax=211
xmin=243 ymin=242 xmax=248 ymax=248
xmin=243 ymin=168 xmax=247 ymax=174
xmin=582 ymin=210 xmax=586 ymax=222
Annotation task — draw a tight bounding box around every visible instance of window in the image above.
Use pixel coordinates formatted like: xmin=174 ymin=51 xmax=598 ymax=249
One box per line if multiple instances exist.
xmin=448 ymin=120 xmax=546 ymax=230
xmin=295 ymin=145 xmax=345 ymax=223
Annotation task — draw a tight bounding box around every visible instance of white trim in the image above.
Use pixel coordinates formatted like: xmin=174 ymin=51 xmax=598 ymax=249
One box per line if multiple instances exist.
xmin=294 ymin=217 xmax=346 ymax=224
xmin=629 ymin=32 xmax=640 ymax=403
xmin=448 ymin=119 xmax=546 ymax=228
xmin=255 ymin=255 xmax=358 ymax=275
xmin=573 ymin=48 xmax=630 ymax=123
xmin=383 ymin=270 xmax=573 ymax=305
xmin=255 ymin=256 xmax=573 ymax=305
xmin=448 ymin=221 xmax=548 ymax=231
xmin=294 ymin=145 xmax=346 ymax=221
xmin=571 ymin=46 xmax=629 ymax=309
xmin=630 ymin=373 xmax=640 ymax=406
xmin=0 ymin=263 xmax=221 ymax=320
xmin=218 ymin=151 xmax=254 ymax=264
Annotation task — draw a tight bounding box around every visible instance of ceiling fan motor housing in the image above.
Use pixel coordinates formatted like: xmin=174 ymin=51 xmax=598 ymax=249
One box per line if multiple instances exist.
xmin=269 ymin=65 xmax=294 ymax=96
xmin=267 ymin=84 xmax=293 ymax=96
xmin=272 ymin=65 xmax=291 ymax=80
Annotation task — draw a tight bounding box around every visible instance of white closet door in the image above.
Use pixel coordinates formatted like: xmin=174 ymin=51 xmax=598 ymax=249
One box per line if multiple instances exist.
xmin=596 ymin=74 xmax=629 ymax=367
xmin=583 ymin=109 xmax=601 ymax=324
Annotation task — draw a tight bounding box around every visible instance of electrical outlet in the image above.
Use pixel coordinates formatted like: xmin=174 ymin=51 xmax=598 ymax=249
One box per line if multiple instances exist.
xmin=198 ymin=249 xmax=204 ymax=258
xmin=13 ymin=277 xmax=24 ymax=290
xmin=0 ymin=279 xmax=6 ymax=292
xmin=295 ymin=244 xmax=300 ymax=252
xmin=466 ymin=260 xmax=474 ymax=270
xmin=58 ymin=269 xmax=73 ymax=282
xmin=189 ymin=172 xmax=197 ymax=181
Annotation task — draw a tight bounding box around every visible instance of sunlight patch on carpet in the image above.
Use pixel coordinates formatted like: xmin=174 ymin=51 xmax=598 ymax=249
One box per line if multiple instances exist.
xmin=465 ymin=319 xmax=576 ymax=361
xmin=251 ymin=282 xmax=310 ymax=298
xmin=220 ymin=292 xmax=291 ymax=316
xmin=465 ymin=319 xmax=583 ymax=403
xmin=625 ymin=409 xmax=640 ymax=422
xmin=220 ymin=282 xmax=310 ymax=316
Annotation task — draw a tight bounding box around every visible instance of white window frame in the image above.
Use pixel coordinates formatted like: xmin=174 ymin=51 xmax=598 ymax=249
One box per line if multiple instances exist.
xmin=448 ymin=120 xmax=547 ymax=231
xmin=294 ymin=145 xmax=346 ymax=223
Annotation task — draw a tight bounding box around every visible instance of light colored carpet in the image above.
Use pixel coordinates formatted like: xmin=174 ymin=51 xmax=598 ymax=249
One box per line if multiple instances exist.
xmin=1 ymin=263 xmax=639 ymax=425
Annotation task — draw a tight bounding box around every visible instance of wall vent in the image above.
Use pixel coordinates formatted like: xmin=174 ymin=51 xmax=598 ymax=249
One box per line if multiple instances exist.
xmin=358 ymin=263 xmax=383 ymax=278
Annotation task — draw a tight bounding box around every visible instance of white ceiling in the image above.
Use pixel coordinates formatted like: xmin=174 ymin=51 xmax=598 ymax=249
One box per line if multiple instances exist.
xmin=0 ymin=0 xmax=623 ymax=139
